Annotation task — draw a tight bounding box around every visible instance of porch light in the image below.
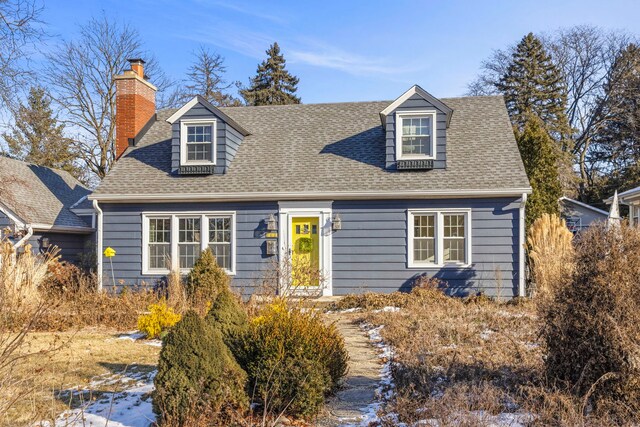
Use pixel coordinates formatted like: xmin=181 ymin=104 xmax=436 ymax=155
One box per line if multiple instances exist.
xmin=332 ymin=214 xmax=342 ymax=230
xmin=41 ymin=237 xmax=50 ymax=249
xmin=266 ymin=214 xmax=277 ymax=231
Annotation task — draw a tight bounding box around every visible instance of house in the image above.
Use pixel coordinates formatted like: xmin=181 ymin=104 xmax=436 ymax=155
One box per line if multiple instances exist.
xmin=0 ymin=156 xmax=94 ymax=262
xmin=608 ymin=187 xmax=640 ymax=225
xmin=89 ymin=59 xmax=531 ymax=298
xmin=559 ymin=197 xmax=608 ymax=232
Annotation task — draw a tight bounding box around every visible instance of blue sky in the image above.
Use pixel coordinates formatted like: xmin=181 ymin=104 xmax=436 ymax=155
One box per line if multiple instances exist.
xmin=41 ymin=0 xmax=639 ymax=103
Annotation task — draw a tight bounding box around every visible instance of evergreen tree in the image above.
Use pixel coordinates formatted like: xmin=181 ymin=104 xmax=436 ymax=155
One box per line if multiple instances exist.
xmin=518 ymin=113 xmax=563 ymax=227
xmin=240 ymin=42 xmax=301 ymax=106
xmin=3 ymin=86 xmax=81 ymax=178
xmin=497 ymin=33 xmax=571 ymax=142
xmin=175 ymin=46 xmax=242 ymax=107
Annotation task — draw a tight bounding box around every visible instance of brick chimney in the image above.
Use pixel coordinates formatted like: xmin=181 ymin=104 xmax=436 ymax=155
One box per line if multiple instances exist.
xmin=114 ymin=58 xmax=157 ymax=159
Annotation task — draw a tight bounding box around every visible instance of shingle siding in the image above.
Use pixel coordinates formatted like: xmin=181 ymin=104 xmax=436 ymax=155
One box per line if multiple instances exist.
xmin=100 ymin=198 xmax=521 ymax=298
xmin=385 ymin=93 xmax=447 ymax=170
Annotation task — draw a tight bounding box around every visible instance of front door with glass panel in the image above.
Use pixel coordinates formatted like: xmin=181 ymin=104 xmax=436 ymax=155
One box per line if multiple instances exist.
xmin=290 ymin=216 xmax=320 ymax=288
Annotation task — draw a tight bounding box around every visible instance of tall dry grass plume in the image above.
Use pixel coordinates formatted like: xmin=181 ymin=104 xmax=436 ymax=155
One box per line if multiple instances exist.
xmin=526 ymin=213 xmax=574 ymax=297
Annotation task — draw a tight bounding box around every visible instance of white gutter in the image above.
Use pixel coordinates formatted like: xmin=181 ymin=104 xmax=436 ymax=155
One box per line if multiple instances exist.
xmin=90 ymin=188 xmax=533 ymax=203
xmin=518 ymin=193 xmax=527 ymax=297
xmin=93 ymin=199 xmax=103 ymax=292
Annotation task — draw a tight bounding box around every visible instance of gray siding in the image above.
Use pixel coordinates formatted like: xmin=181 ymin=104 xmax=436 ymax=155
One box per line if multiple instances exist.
xmin=170 ymin=102 xmax=244 ymax=174
xmin=332 ymin=198 xmax=521 ymax=298
xmin=28 ymin=231 xmax=90 ymax=264
xmin=385 ymin=93 xmax=447 ymax=170
xmin=100 ymin=202 xmax=277 ymax=294
xmin=101 ymin=198 xmax=521 ymax=299
xmin=560 ymin=200 xmax=607 ymax=230
xmin=0 ymin=211 xmax=13 ymax=230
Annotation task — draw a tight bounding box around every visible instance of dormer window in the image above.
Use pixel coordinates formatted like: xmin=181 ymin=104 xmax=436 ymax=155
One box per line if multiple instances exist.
xmin=395 ymin=111 xmax=437 ymax=160
xmin=180 ymin=119 xmax=216 ymax=166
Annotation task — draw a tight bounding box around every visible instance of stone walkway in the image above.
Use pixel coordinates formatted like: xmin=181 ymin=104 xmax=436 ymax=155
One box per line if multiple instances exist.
xmin=317 ymin=313 xmax=382 ymax=426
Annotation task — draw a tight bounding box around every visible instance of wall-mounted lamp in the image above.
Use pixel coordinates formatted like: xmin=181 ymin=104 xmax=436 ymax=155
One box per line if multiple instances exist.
xmin=332 ymin=214 xmax=342 ymax=231
xmin=266 ymin=214 xmax=277 ymax=231
xmin=41 ymin=237 xmax=50 ymax=249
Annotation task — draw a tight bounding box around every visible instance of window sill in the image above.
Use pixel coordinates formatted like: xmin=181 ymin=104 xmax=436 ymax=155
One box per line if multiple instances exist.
xmin=397 ymin=155 xmax=436 ymax=161
xmin=142 ymin=269 xmax=237 ymax=276
xmin=407 ymin=262 xmax=472 ymax=269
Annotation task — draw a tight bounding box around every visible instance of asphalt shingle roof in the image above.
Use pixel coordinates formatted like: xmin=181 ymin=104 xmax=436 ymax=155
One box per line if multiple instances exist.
xmin=93 ymin=96 xmax=530 ymax=198
xmin=0 ymin=156 xmax=91 ymax=228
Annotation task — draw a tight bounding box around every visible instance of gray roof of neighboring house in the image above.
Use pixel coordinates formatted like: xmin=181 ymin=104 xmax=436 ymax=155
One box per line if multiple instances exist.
xmin=93 ymin=96 xmax=530 ymax=199
xmin=0 ymin=156 xmax=92 ymax=229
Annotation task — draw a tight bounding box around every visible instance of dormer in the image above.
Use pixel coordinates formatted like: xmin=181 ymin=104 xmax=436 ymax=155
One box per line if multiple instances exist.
xmin=380 ymin=85 xmax=453 ymax=170
xmin=166 ymin=96 xmax=249 ymax=175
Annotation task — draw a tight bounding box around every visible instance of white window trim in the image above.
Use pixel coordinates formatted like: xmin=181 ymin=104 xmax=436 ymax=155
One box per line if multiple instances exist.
xmin=407 ymin=208 xmax=472 ymax=268
xmin=395 ymin=110 xmax=437 ymax=161
xmin=142 ymin=211 xmax=236 ymax=276
xmin=179 ymin=118 xmax=217 ymax=166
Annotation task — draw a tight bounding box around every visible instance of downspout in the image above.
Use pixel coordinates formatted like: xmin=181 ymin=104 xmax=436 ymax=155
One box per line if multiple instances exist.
xmin=93 ymin=199 xmax=103 ymax=292
xmin=518 ymin=193 xmax=528 ymax=297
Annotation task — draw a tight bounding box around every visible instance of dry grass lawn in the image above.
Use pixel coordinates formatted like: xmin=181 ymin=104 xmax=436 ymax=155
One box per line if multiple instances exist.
xmin=4 ymin=329 xmax=159 ymax=427
xmin=331 ymin=287 xmax=621 ymax=426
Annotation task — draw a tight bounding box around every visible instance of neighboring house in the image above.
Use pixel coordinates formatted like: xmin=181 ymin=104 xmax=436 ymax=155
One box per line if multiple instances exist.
xmin=559 ymin=197 xmax=608 ymax=232
xmin=0 ymin=156 xmax=94 ymax=263
xmin=90 ymin=59 xmax=532 ymax=298
xmin=610 ymin=187 xmax=640 ymax=225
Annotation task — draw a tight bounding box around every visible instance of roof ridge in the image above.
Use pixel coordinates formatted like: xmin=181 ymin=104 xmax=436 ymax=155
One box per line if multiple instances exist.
xmin=156 ymin=94 xmax=504 ymax=115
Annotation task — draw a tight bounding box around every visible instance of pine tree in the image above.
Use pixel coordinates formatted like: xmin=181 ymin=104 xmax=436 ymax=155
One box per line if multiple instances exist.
xmin=517 ymin=113 xmax=563 ymax=227
xmin=240 ymin=42 xmax=301 ymax=106
xmin=497 ymin=33 xmax=571 ymax=141
xmin=3 ymin=86 xmax=80 ymax=178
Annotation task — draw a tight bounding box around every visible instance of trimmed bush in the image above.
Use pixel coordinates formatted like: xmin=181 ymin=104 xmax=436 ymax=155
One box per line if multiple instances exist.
xmin=236 ymin=299 xmax=348 ymax=419
xmin=541 ymin=222 xmax=640 ymax=419
xmin=185 ymin=249 xmax=229 ymax=311
xmin=205 ymin=288 xmax=248 ymax=348
xmin=137 ymin=301 xmax=181 ymax=339
xmin=153 ymin=311 xmax=248 ymax=425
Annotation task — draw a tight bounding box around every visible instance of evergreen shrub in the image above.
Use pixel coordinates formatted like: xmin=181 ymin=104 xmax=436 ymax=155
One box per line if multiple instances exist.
xmin=153 ymin=310 xmax=248 ymax=425
xmin=236 ymin=299 xmax=348 ymax=418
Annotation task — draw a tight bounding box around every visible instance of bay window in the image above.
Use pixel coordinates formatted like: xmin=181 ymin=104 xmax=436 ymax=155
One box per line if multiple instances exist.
xmin=408 ymin=209 xmax=471 ymax=267
xmin=143 ymin=212 xmax=235 ymax=275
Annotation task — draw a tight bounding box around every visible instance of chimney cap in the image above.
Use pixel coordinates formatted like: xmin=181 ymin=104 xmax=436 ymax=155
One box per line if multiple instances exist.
xmin=127 ymin=58 xmax=146 ymax=65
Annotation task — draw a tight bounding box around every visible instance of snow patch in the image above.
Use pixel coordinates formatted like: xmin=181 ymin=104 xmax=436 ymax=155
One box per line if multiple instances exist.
xmin=53 ymin=370 xmax=156 ymax=427
xmin=372 ymin=306 xmax=401 ymax=313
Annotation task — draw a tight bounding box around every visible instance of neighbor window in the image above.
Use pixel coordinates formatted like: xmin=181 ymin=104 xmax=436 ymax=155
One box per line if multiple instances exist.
xmin=178 ymin=217 xmax=201 ymax=269
xmin=180 ymin=120 xmax=216 ymax=165
xmin=148 ymin=217 xmax=171 ymax=270
xmin=143 ymin=213 xmax=236 ymax=275
xmin=396 ymin=111 xmax=437 ymax=159
xmin=408 ymin=210 xmax=470 ymax=267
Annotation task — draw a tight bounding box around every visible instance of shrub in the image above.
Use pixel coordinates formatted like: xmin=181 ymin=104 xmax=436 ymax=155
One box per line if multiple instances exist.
xmin=137 ymin=301 xmax=181 ymax=339
xmin=205 ymin=288 xmax=248 ymax=349
xmin=236 ymin=299 xmax=348 ymax=419
xmin=154 ymin=311 xmax=248 ymax=425
xmin=527 ymin=213 xmax=574 ymax=297
xmin=541 ymin=222 xmax=640 ymax=420
xmin=185 ymin=249 xmax=229 ymax=312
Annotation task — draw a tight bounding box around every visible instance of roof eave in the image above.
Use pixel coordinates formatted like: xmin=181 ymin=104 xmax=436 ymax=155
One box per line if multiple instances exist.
xmin=89 ymin=188 xmax=532 ymax=203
